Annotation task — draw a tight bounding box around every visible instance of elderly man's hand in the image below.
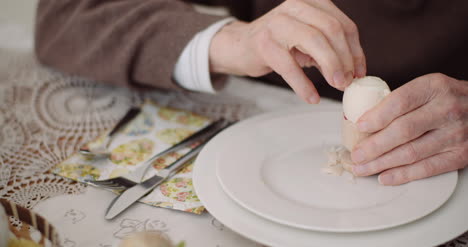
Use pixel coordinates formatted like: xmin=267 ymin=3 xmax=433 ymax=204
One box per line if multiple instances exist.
xmin=209 ymin=0 xmax=366 ymax=103
xmin=351 ymin=73 xmax=468 ymax=185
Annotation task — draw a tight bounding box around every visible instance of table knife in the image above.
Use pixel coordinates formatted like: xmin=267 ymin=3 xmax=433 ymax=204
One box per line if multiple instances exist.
xmin=104 ymin=141 xmax=205 ymax=220
xmin=104 ymin=120 xmax=234 ymax=219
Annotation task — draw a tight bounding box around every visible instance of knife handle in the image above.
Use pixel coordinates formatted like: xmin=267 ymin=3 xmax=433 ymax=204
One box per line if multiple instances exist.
xmin=157 ymin=143 xmax=205 ymax=178
xmin=108 ymin=107 xmax=141 ymax=138
xmin=161 ymin=120 xmax=234 ymax=177
xmin=143 ymin=118 xmax=226 ymax=166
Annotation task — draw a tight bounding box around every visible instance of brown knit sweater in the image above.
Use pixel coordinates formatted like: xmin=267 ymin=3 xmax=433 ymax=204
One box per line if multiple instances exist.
xmin=35 ymin=0 xmax=468 ymax=100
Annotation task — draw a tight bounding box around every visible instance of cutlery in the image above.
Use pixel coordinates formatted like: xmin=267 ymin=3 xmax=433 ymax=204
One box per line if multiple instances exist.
xmin=104 ymin=143 xmax=205 ymax=220
xmin=85 ymin=118 xmax=228 ymax=185
xmin=79 ymin=107 xmax=141 ymax=157
xmin=103 ymin=120 xmax=235 ymax=219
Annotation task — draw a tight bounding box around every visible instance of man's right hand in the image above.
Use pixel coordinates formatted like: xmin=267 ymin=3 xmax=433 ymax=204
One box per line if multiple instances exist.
xmin=209 ymin=0 xmax=366 ymax=103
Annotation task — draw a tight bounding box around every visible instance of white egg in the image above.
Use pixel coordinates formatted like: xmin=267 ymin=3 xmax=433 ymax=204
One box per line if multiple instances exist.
xmin=342 ymin=76 xmax=391 ymax=123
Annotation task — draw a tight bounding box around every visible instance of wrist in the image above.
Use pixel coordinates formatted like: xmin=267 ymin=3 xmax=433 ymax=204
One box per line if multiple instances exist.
xmin=209 ymin=20 xmax=248 ymax=75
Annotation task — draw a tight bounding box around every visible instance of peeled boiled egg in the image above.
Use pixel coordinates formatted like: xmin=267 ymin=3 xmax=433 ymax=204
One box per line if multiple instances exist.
xmin=343 ymin=76 xmax=391 ymax=123
xmin=342 ymin=76 xmax=391 ymax=152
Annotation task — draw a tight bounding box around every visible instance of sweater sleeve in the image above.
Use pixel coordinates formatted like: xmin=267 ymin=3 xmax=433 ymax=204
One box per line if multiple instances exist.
xmin=35 ymin=0 xmax=224 ymax=90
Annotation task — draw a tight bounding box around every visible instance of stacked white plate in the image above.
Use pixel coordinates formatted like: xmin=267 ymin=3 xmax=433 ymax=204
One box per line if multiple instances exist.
xmin=193 ymin=107 xmax=467 ymax=247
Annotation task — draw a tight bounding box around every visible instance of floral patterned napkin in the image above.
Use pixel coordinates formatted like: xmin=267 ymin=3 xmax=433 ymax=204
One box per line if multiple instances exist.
xmin=52 ymin=100 xmax=212 ymax=214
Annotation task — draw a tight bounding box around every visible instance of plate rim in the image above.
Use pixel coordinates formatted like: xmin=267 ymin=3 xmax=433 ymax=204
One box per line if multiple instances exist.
xmin=214 ymin=110 xmax=458 ymax=232
xmin=193 ymin=106 xmax=467 ymax=247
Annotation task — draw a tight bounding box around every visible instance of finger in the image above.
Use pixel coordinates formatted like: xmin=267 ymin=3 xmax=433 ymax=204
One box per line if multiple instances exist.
xmin=352 ymin=102 xmax=444 ymax=164
xmin=291 ymin=48 xmax=317 ymax=68
xmin=377 ymin=151 xmax=464 ymax=186
xmin=282 ymin=1 xmax=354 ymax=89
xmin=305 ymin=0 xmax=367 ymax=78
xmin=269 ymin=14 xmax=344 ymax=90
xmin=353 ymin=129 xmax=445 ymax=176
xmin=256 ymin=30 xmax=320 ymax=104
xmin=357 ymin=75 xmax=436 ymax=133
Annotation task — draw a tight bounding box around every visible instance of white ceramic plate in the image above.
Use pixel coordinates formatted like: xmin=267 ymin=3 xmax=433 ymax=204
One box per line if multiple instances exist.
xmin=215 ymin=109 xmax=458 ymax=232
xmin=193 ymin=107 xmax=467 ymax=247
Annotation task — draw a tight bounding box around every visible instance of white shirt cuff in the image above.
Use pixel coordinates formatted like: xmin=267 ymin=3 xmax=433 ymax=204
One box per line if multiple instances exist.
xmin=173 ymin=17 xmax=236 ymax=93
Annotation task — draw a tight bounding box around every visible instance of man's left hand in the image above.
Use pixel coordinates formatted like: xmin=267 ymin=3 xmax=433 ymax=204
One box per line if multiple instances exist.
xmin=350 ymin=73 xmax=467 ymax=185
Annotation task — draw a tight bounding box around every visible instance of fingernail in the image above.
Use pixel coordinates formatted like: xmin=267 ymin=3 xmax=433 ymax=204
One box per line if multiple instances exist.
xmin=351 ymin=149 xmax=366 ymax=164
xmin=353 ymin=164 xmax=368 ymax=176
xmin=307 ymin=95 xmax=320 ymax=104
xmin=357 ymin=121 xmax=369 ymax=132
xmin=333 ymin=71 xmax=345 ymax=87
xmin=355 ymin=64 xmax=366 ymax=78
xmin=379 ymin=173 xmax=394 ymax=185
xmin=345 ymin=71 xmax=353 ymax=84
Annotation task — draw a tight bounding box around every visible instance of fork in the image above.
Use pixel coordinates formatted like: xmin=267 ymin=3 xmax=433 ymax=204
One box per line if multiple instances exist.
xmin=86 ymin=176 xmax=137 ymax=191
xmin=104 ymin=143 xmax=206 ymax=219
xmin=85 ymin=118 xmax=229 ymax=189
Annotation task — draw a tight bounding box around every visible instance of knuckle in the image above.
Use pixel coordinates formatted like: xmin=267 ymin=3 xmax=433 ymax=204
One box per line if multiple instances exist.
xmin=459 ymin=161 xmax=467 ymax=170
xmin=375 ymin=156 xmax=392 ymax=173
xmin=344 ymin=21 xmax=358 ymax=36
xmin=280 ymin=65 xmax=295 ymax=77
xmin=273 ymin=12 xmax=291 ymax=25
xmin=448 ymin=126 xmax=466 ymax=145
xmin=363 ymin=138 xmax=379 ymax=157
xmin=353 ymin=55 xmax=365 ymax=65
xmin=399 ymin=121 xmax=416 ymax=140
xmin=372 ymin=115 xmax=387 ymax=130
xmin=285 ymin=0 xmax=305 ymax=13
xmin=365 ymin=159 xmax=383 ymax=175
xmin=429 ymin=73 xmax=449 ymax=88
xmin=393 ymin=98 xmax=409 ymax=116
xmin=304 ymin=29 xmax=326 ymax=49
xmin=266 ymin=13 xmax=288 ymax=32
xmin=421 ymin=159 xmax=436 ymax=177
xmin=446 ymin=81 xmax=461 ymax=96
xmin=324 ymin=18 xmax=343 ymax=35
xmin=403 ymin=143 xmax=420 ymax=164
xmin=445 ymin=97 xmax=463 ymax=122
xmin=400 ymin=127 xmax=413 ymax=140
xmin=396 ymin=169 xmax=410 ymax=184
xmin=370 ymin=165 xmax=383 ymax=176
xmin=304 ymin=31 xmax=324 ymax=48
xmin=430 ymin=73 xmax=448 ymax=84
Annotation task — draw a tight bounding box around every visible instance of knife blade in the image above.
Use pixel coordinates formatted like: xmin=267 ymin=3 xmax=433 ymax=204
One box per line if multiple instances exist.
xmin=104 ymin=120 xmax=235 ymax=219
xmin=104 ymin=142 xmax=205 ymax=220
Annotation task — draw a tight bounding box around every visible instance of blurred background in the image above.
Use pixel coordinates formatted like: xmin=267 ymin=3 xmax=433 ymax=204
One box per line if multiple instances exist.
xmin=0 ymin=1 xmax=38 ymax=52
xmin=1 ymin=1 xmax=37 ymax=31
xmin=0 ymin=1 xmax=226 ymax=34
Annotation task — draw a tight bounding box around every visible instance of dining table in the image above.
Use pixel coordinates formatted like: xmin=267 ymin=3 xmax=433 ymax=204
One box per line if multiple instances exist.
xmin=0 ymin=11 xmax=467 ymax=247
